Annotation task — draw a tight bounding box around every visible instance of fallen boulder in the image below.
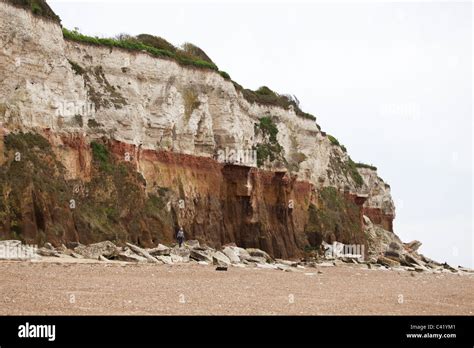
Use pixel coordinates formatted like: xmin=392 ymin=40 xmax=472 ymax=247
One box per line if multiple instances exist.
xmin=232 ymin=247 xmax=251 ymax=261
xmin=246 ymin=248 xmax=272 ymax=263
xmin=37 ymin=247 xmax=60 ymax=257
xmin=404 ymin=253 xmax=424 ymax=267
xmin=222 ymin=247 xmax=240 ymax=264
xmin=170 ymin=247 xmax=190 ymax=262
xmin=125 ymin=243 xmax=159 ymax=263
xmin=170 ymin=254 xmax=184 ymax=263
xmin=184 ymin=240 xmax=200 ymax=249
xmin=116 ymin=249 xmax=148 ymax=263
xmin=442 ymin=262 xmax=457 ymax=272
xmin=98 ymin=255 xmax=111 ymax=262
xmin=148 ymin=244 xmax=171 ymax=256
xmin=190 ymin=249 xmax=213 ymax=263
xmin=212 ymin=251 xmax=231 ymax=267
xmin=74 ymin=241 xmax=118 ymax=260
xmin=377 ymin=256 xmax=400 ymax=268
xmin=155 ymin=255 xmax=172 ymax=265
xmin=384 ymin=250 xmax=401 ymax=261
xmin=244 ymin=256 xmax=267 ymax=264
xmin=275 ymin=259 xmax=299 ymax=267
xmin=414 ymin=265 xmax=430 ymax=273
xmin=70 ymin=252 xmax=84 ymax=259
xmin=44 ymin=242 xmax=55 ymax=250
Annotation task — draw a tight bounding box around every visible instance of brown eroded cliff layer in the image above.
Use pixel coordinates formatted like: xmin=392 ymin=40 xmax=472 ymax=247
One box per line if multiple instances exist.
xmin=0 ymin=1 xmax=396 ymax=258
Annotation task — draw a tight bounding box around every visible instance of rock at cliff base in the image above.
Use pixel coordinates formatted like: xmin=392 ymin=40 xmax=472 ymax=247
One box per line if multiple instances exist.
xmin=171 ymin=247 xmax=190 ymax=262
xmin=125 ymin=243 xmax=158 ymax=263
xmin=190 ymin=250 xmax=213 ymax=263
xmin=377 ymin=256 xmax=400 ymax=268
xmin=116 ymin=250 xmax=148 ymax=263
xmin=222 ymin=247 xmax=240 ymax=264
xmin=148 ymin=244 xmax=171 ymax=256
xmin=74 ymin=241 xmax=118 ymax=260
xmin=215 ymin=266 xmax=228 ymax=271
xmin=404 ymin=253 xmax=424 ymax=267
xmin=37 ymin=247 xmax=60 ymax=257
xmin=44 ymin=242 xmax=55 ymax=250
xmin=212 ymin=251 xmax=231 ymax=267
xmin=170 ymin=254 xmax=184 ymax=263
xmin=246 ymin=248 xmax=272 ymax=263
xmin=244 ymin=256 xmax=267 ymax=264
xmin=70 ymin=252 xmax=84 ymax=259
xmin=98 ymin=255 xmax=110 ymax=262
xmin=184 ymin=240 xmax=200 ymax=249
xmin=414 ymin=265 xmax=430 ymax=273
xmin=384 ymin=250 xmax=401 ymax=261
xmin=231 ymin=247 xmax=251 ymax=261
xmin=155 ymin=255 xmax=172 ymax=264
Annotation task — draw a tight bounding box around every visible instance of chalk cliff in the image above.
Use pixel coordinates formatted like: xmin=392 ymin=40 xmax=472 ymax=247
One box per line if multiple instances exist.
xmin=0 ymin=1 xmax=396 ymax=259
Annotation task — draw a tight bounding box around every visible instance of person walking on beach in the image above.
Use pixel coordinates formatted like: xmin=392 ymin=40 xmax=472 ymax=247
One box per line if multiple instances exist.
xmin=176 ymin=226 xmax=185 ymax=248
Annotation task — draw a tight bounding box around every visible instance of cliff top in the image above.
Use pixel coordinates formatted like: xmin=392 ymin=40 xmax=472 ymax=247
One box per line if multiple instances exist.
xmin=2 ymin=0 xmax=60 ymax=23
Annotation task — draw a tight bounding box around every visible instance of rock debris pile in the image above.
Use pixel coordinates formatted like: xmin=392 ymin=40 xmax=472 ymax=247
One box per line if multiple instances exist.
xmin=1 ymin=237 xmax=472 ymax=276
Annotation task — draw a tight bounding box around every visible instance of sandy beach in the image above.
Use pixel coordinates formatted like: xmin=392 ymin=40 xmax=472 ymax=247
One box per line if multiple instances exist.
xmin=1 ymin=259 xmax=473 ymax=315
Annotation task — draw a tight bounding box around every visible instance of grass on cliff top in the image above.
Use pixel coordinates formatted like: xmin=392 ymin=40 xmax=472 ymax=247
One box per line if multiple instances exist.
xmin=62 ymin=28 xmax=219 ymax=72
xmin=233 ymin=84 xmax=317 ymax=121
xmin=4 ymin=0 xmax=60 ymax=23
xmin=63 ymin=28 xmax=316 ymax=122
xmin=355 ymin=162 xmax=377 ymax=171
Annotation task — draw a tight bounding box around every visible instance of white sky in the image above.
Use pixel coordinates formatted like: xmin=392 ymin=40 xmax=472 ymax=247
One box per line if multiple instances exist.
xmin=49 ymin=0 xmax=473 ymax=267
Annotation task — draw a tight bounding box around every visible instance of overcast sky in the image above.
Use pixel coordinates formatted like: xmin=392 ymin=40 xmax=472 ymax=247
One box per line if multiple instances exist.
xmin=49 ymin=0 xmax=473 ymax=267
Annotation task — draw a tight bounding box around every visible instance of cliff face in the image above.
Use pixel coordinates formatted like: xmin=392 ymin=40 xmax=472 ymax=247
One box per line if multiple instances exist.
xmin=0 ymin=2 xmax=396 ymax=258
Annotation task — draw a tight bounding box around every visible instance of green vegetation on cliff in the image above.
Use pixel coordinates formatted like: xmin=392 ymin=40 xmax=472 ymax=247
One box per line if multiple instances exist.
xmin=0 ymin=133 xmax=176 ymax=246
xmin=327 ymin=134 xmax=347 ymax=153
xmin=62 ymin=28 xmax=219 ymax=71
xmin=254 ymin=117 xmax=284 ymax=167
xmin=355 ymin=162 xmax=377 ymax=171
xmin=4 ymin=0 xmax=60 ymax=23
xmin=305 ymin=187 xmax=365 ymax=248
xmin=10 ymin=0 xmax=318 ymax=122
xmin=0 ymin=132 xmax=70 ymax=243
xmin=328 ymin=154 xmax=364 ymax=188
xmin=62 ymin=28 xmax=316 ymax=122
xmin=233 ymin=84 xmax=316 ymax=121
